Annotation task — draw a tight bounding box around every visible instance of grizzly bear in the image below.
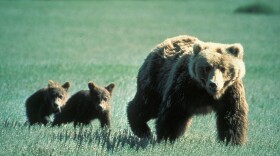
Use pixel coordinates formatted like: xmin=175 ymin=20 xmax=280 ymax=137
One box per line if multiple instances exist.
xmin=52 ymin=82 xmax=115 ymax=128
xmin=25 ymin=80 xmax=70 ymax=125
xmin=127 ymin=35 xmax=248 ymax=145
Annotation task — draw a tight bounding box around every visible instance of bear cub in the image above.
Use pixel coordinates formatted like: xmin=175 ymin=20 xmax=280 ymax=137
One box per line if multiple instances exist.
xmin=25 ymin=80 xmax=70 ymax=125
xmin=52 ymin=82 xmax=115 ymax=128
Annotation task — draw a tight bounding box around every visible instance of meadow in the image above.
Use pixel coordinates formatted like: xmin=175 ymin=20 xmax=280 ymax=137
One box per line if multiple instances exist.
xmin=0 ymin=0 xmax=279 ymax=155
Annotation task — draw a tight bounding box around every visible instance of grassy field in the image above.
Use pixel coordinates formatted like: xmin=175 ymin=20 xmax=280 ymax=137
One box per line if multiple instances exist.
xmin=0 ymin=0 xmax=280 ymax=155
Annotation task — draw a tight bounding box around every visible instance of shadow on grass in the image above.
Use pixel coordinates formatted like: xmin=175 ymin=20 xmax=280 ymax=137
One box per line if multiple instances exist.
xmin=235 ymin=3 xmax=274 ymax=14
xmin=2 ymin=119 xmax=23 ymax=128
xmin=1 ymin=120 xmax=158 ymax=152
xmin=54 ymin=126 xmax=157 ymax=151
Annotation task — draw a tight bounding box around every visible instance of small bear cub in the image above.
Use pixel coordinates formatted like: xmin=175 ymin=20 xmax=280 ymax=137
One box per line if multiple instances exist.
xmin=52 ymin=82 xmax=115 ymax=128
xmin=25 ymin=80 xmax=70 ymax=125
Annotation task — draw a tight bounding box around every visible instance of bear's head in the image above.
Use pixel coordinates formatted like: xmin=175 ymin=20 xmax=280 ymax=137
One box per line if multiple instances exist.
xmin=189 ymin=42 xmax=245 ymax=99
xmin=88 ymin=82 xmax=115 ymax=113
xmin=47 ymin=80 xmax=70 ymax=113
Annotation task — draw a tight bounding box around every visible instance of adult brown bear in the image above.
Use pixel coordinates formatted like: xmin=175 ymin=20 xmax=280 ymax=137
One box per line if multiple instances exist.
xmin=127 ymin=35 xmax=248 ymax=145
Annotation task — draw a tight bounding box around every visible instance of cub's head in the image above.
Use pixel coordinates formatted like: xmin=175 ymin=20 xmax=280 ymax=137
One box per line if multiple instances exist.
xmin=189 ymin=42 xmax=245 ymax=99
xmin=47 ymin=80 xmax=70 ymax=113
xmin=88 ymin=82 xmax=115 ymax=113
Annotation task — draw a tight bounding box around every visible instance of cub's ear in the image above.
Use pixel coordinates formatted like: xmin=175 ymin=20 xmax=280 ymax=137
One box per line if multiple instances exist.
xmin=88 ymin=82 xmax=96 ymax=91
xmin=193 ymin=43 xmax=203 ymax=55
xmin=48 ymin=80 xmax=56 ymax=88
xmin=227 ymin=43 xmax=244 ymax=59
xmin=105 ymin=83 xmax=115 ymax=94
xmin=62 ymin=82 xmax=70 ymax=91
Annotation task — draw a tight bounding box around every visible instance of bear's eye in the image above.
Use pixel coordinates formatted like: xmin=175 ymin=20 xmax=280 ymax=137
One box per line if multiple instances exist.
xmin=220 ymin=67 xmax=226 ymax=73
xmin=53 ymin=93 xmax=63 ymax=99
xmin=103 ymin=97 xmax=108 ymax=101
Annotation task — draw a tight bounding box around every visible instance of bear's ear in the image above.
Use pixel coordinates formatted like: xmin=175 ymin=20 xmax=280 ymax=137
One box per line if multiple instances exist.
xmin=88 ymin=82 xmax=96 ymax=91
xmin=105 ymin=83 xmax=115 ymax=94
xmin=227 ymin=43 xmax=244 ymax=59
xmin=48 ymin=80 xmax=56 ymax=88
xmin=62 ymin=82 xmax=70 ymax=91
xmin=193 ymin=43 xmax=202 ymax=55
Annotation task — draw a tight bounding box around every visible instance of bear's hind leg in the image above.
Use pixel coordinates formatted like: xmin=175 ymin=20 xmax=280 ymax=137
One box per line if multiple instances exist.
xmin=127 ymin=98 xmax=155 ymax=138
xmin=156 ymin=108 xmax=191 ymax=142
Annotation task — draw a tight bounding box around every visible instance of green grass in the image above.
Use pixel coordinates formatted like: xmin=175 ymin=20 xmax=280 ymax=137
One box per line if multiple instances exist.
xmin=0 ymin=0 xmax=280 ymax=155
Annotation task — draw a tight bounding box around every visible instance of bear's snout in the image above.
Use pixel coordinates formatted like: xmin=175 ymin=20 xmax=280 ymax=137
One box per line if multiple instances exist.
xmin=52 ymin=98 xmax=64 ymax=113
xmin=209 ymin=82 xmax=217 ymax=91
xmin=207 ymin=80 xmax=223 ymax=94
xmin=52 ymin=103 xmax=61 ymax=113
xmin=96 ymin=101 xmax=110 ymax=113
xmin=207 ymin=69 xmax=224 ymax=94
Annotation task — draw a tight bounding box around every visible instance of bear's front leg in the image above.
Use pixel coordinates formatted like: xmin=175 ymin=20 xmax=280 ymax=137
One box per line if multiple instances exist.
xmin=38 ymin=105 xmax=50 ymax=125
xmin=99 ymin=112 xmax=111 ymax=128
xmin=156 ymin=106 xmax=191 ymax=142
xmin=37 ymin=113 xmax=48 ymax=125
xmin=216 ymin=81 xmax=248 ymax=145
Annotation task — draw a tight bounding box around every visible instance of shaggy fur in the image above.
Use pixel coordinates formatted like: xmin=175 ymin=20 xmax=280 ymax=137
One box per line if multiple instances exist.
xmin=52 ymin=82 xmax=115 ymax=128
xmin=25 ymin=80 xmax=70 ymax=125
xmin=127 ymin=35 xmax=248 ymax=145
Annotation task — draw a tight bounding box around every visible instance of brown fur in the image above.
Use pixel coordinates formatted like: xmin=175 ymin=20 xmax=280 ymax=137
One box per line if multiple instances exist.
xmin=25 ymin=80 xmax=70 ymax=125
xmin=52 ymin=82 xmax=115 ymax=128
xmin=127 ymin=35 xmax=248 ymax=145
